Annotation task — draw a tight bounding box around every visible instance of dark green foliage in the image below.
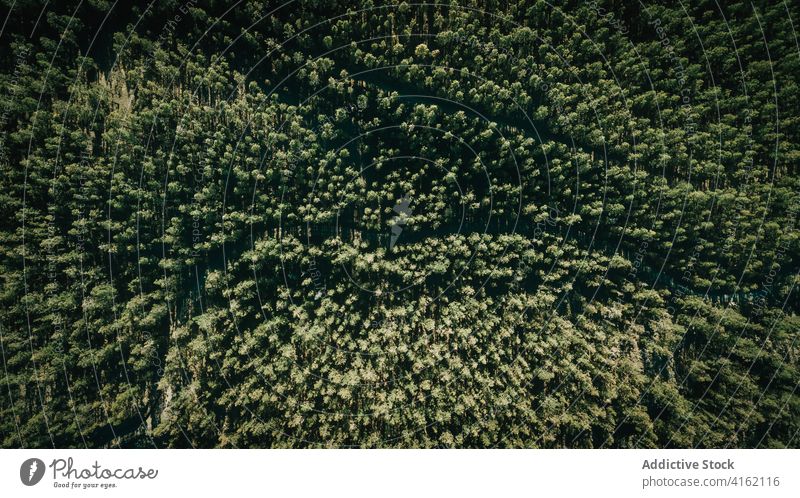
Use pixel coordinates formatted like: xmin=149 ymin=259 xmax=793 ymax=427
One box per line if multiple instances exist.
xmin=0 ymin=0 xmax=798 ymax=448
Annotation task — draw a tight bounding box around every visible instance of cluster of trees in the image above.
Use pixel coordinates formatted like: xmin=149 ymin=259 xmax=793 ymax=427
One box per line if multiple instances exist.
xmin=0 ymin=0 xmax=798 ymax=448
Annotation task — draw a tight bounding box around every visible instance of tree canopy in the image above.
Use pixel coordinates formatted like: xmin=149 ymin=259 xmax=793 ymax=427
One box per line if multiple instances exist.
xmin=0 ymin=0 xmax=798 ymax=448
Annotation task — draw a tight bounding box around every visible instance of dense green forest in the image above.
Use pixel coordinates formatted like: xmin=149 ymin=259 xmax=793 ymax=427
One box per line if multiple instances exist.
xmin=0 ymin=0 xmax=798 ymax=448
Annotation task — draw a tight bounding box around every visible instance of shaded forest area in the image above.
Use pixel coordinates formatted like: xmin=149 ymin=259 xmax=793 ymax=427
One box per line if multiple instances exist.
xmin=0 ymin=0 xmax=798 ymax=448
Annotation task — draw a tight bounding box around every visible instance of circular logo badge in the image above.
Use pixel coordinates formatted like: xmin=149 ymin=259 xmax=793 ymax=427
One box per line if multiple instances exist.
xmin=20 ymin=458 xmax=45 ymax=486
